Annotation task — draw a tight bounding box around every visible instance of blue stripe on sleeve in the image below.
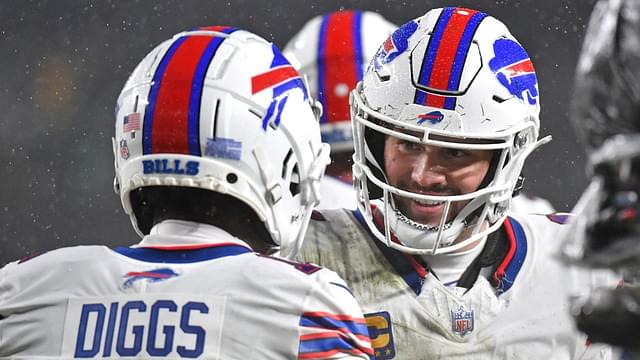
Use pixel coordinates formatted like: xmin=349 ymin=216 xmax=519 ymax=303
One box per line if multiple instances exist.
xmin=300 ymin=314 xmax=369 ymax=337
xmin=299 ymin=336 xmax=360 ymax=354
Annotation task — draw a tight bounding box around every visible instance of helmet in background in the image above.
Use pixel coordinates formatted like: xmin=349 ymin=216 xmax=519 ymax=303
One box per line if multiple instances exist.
xmin=284 ymin=10 xmax=397 ymax=153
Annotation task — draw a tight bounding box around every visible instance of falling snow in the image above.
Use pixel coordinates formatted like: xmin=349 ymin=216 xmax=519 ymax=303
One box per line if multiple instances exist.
xmin=0 ymin=0 xmax=598 ymax=263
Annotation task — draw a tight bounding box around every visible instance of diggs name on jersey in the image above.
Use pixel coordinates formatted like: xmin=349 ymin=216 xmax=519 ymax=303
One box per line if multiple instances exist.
xmin=62 ymin=294 xmax=225 ymax=359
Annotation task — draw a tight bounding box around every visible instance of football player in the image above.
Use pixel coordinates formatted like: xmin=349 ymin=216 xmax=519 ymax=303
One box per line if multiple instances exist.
xmin=297 ymin=8 xmax=615 ymax=359
xmin=0 ymin=27 xmax=372 ymax=359
xmin=562 ymin=0 xmax=640 ymax=353
xmin=284 ymin=10 xmax=555 ymax=215
xmin=283 ymin=10 xmax=396 ymax=210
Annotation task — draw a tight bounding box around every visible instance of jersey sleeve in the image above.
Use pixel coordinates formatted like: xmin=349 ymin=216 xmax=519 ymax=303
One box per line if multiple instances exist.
xmin=297 ymin=268 xmax=373 ymax=360
xmin=0 ymin=260 xmax=21 ymax=312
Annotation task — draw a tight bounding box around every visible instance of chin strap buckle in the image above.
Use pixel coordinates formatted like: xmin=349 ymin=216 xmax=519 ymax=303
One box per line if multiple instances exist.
xmin=512 ymin=175 xmax=525 ymax=197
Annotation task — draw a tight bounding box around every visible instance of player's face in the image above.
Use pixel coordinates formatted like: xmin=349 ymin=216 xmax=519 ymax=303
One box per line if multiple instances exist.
xmin=384 ymin=135 xmax=493 ymax=226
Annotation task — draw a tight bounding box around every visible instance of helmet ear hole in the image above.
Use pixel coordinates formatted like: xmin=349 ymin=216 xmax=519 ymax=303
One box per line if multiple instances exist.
xmin=281 ymin=148 xmax=301 ymax=197
xmin=289 ymin=164 xmax=301 ymax=196
xmin=226 ymin=173 xmax=238 ymax=184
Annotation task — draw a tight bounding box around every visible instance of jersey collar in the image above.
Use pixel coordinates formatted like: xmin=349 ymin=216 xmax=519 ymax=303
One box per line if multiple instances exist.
xmin=355 ymin=207 xmax=528 ymax=296
xmin=491 ymin=216 xmax=527 ymax=294
xmin=353 ymin=208 xmax=428 ymax=295
xmin=136 ymin=219 xmax=253 ymax=250
xmin=114 ymin=220 xmax=253 ymax=263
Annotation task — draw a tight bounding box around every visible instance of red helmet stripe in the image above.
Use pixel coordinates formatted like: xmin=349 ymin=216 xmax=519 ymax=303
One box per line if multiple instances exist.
xmin=143 ymin=33 xmax=228 ymax=155
xmin=317 ymin=11 xmax=363 ymax=124
xmin=414 ymin=8 xmax=487 ymax=110
xmin=425 ymin=9 xmax=477 ymax=108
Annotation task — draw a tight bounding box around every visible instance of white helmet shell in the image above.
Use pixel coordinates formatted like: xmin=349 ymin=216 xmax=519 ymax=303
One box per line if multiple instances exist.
xmin=351 ymin=8 xmax=551 ymax=255
xmin=114 ymin=26 xmax=329 ymax=257
xmin=284 ymin=10 xmax=396 ymax=152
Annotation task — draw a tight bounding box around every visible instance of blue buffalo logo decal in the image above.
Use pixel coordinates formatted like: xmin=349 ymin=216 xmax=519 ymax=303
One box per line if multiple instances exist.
xmin=373 ymin=20 xmax=419 ymax=69
xmin=122 ymin=268 xmax=179 ymax=289
xmin=488 ymin=38 xmax=538 ymax=106
xmin=417 ymin=111 xmax=445 ymax=125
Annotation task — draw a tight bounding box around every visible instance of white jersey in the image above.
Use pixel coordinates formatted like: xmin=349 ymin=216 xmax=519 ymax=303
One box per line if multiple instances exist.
xmin=298 ymin=210 xmax=615 ymax=360
xmin=0 ymin=220 xmax=372 ymax=360
xmin=511 ymin=192 xmax=555 ymax=215
xmin=317 ymin=176 xmax=357 ymax=210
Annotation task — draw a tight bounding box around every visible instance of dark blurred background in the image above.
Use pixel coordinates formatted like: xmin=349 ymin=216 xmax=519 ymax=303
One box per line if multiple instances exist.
xmin=1 ymin=0 xmax=597 ymax=263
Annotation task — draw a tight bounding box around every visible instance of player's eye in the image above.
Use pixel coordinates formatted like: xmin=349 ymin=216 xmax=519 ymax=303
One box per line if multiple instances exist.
xmin=443 ymin=148 xmax=470 ymax=159
xmin=398 ymin=140 xmax=422 ymax=152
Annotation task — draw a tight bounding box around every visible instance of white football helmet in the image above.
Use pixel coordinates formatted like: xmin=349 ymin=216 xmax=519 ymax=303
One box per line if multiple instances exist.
xmin=113 ymin=26 xmax=329 ymax=257
xmin=351 ymin=8 xmax=551 ymax=255
xmin=284 ymin=10 xmax=397 ymax=153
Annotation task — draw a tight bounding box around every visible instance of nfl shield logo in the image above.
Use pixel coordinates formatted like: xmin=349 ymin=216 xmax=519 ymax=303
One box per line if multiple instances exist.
xmin=451 ymin=306 xmax=474 ymax=337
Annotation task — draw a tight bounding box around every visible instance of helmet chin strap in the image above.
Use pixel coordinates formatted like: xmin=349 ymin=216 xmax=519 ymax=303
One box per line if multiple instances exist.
xmin=381 ymin=194 xmax=488 ymax=253
xmin=388 ymin=209 xmax=465 ymax=250
xmin=392 ymin=208 xmax=461 ymax=231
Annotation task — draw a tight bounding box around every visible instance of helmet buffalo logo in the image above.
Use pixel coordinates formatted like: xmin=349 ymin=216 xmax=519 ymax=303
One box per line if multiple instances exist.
xmin=417 ymin=111 xmax=445 ymax=125
xmin=488 ymin=38 xmax=538 ymax=106
xmin=252 ymin=44 xmax=308 ymax=101
xmin=122 ymin=268 xmax=179 ymax=289
xmin=373 ymin=20 xmax=419 ymax=69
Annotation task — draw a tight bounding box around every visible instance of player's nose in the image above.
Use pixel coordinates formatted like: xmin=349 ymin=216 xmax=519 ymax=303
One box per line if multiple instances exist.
xmin=410 ymin=152 xmax=446 ymax=188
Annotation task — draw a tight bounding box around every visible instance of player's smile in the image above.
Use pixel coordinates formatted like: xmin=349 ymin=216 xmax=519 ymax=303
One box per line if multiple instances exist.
xmin=383 ymin=135 xmax=493 ymax=227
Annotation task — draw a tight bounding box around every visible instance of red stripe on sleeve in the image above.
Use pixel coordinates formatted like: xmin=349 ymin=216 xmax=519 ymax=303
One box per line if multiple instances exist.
xmin=299 ymin=349 xmax=367 ymax=359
